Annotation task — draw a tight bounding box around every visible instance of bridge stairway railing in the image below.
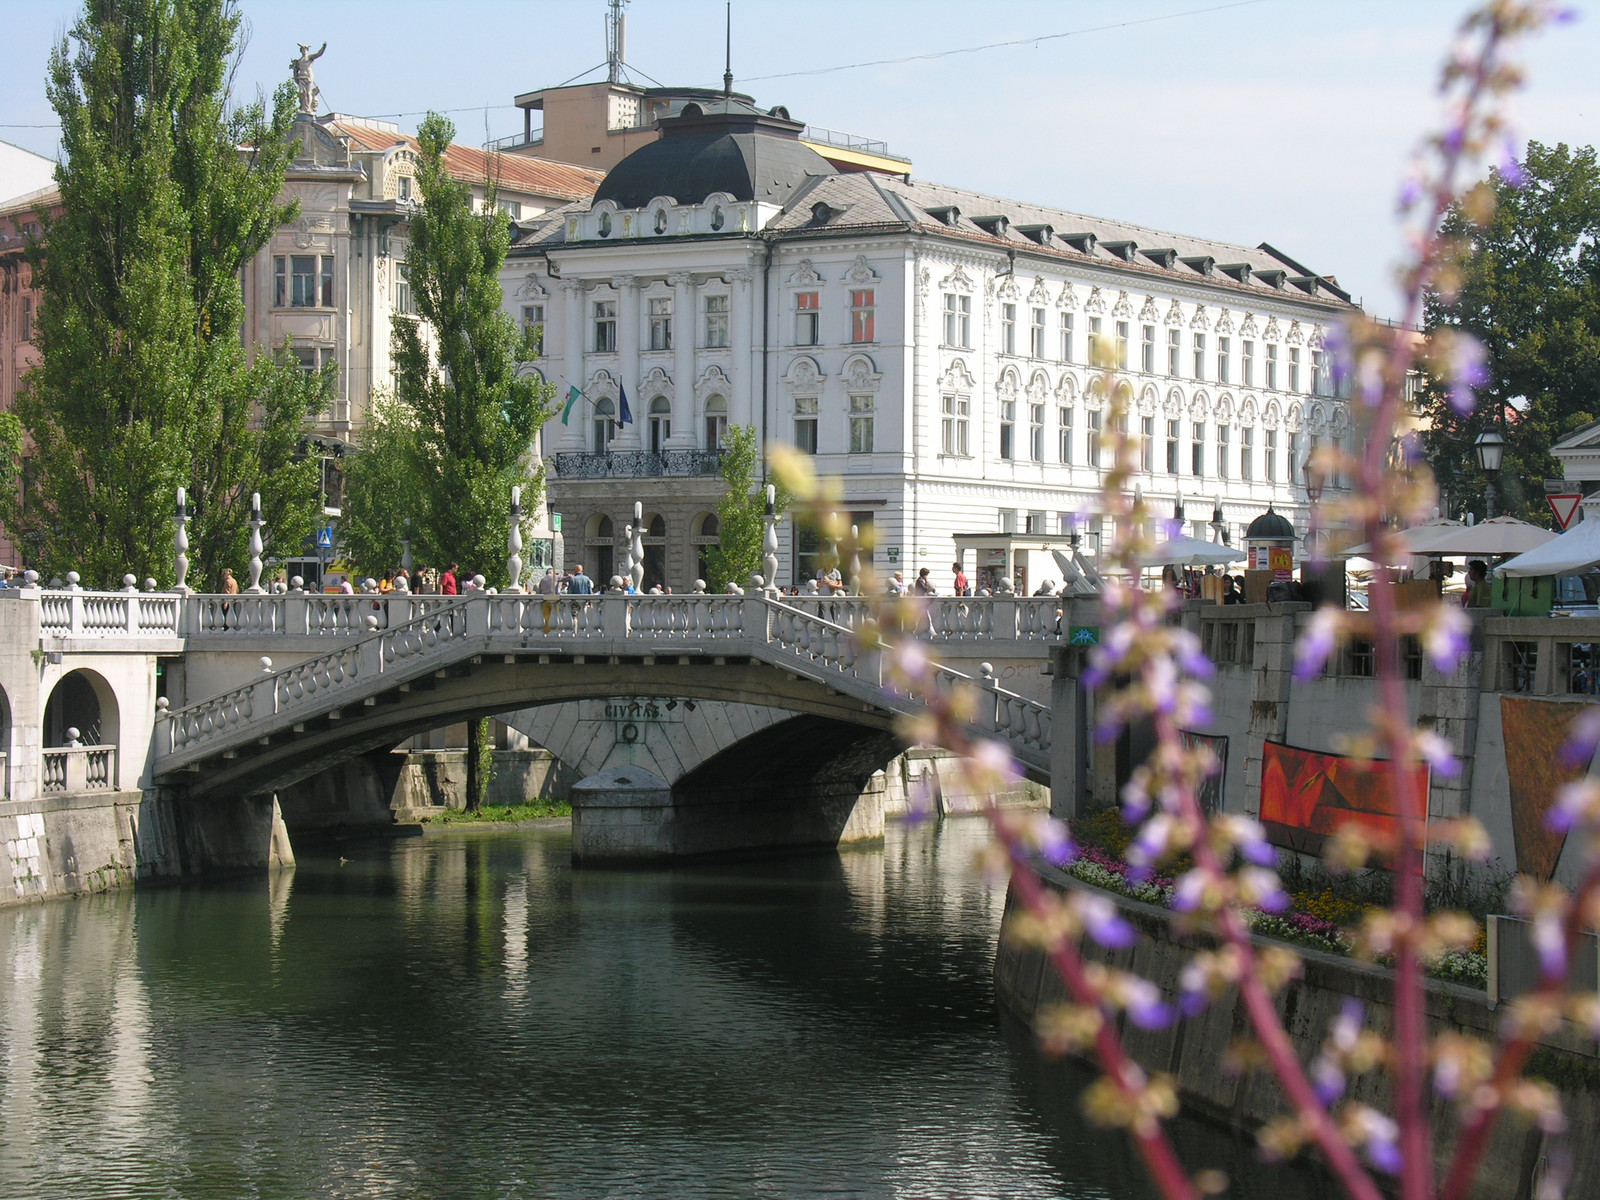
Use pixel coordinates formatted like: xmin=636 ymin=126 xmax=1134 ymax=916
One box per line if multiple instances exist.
xmin=41 ymin=745 xmax=118 ymax=793
xmin=155 ymin=595 xmax=1053 ymax=777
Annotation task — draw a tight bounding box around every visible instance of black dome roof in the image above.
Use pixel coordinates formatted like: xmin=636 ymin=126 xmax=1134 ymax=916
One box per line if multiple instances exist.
xmin=593 ymin=98 xmax=832 ymax=210
xmin=1245 ymin=506 xmax=1296 ymax=540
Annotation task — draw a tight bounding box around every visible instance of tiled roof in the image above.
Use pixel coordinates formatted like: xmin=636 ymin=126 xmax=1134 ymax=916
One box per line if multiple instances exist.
xmin=325 ymin=119 xmax=605 ymax=203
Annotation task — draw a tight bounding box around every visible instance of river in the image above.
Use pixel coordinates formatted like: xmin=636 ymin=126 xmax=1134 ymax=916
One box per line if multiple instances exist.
xmin=0 ymin=817 xmax=1332 ymax=1199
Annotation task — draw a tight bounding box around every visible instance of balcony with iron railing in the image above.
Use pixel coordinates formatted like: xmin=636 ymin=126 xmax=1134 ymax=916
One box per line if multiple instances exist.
xmin=800 ymin=126 xmax=911 ymax=166
xmin=551 ymin=450 xmax=725 ymax=479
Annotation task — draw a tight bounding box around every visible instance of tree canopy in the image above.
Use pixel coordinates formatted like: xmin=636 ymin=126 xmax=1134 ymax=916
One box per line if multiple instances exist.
xmin=704 ymin=426 xmax=788 ymax=591
xmin=1421 ymin=140 xmax=1600 ymax=523
xmin=1 ymin=0 xmax=327 ymax=587
xmin=340 ymin=111 xmax=550 ymax=585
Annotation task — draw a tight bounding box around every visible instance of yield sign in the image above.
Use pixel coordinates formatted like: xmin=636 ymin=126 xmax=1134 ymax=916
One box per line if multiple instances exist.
xmin=1547 ymin=493 xmax=1583 ymax=531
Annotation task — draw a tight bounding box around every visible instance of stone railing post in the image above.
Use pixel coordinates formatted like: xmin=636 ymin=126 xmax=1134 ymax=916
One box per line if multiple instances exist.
xmin=600 ymin=595 xmax=629 ymax=640
xmin=742 ymin=594 xmax=769 ymax=649
xmin=283 ymin=591 xmax=310 ymax=635
xmin=64 ymin=729 xmax=85 ymax=792
xmin=68 ymin=591 xmax=85 ymax=636
xmin=991 ymin=595 xmax=1018 ymax=641
xmin=464 ymin=593 xmax=491 ymax=639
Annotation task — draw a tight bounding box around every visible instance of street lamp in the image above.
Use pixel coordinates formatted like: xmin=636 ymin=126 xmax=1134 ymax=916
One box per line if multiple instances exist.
xmin=1304 ymin=454 xmax=1325 ymax=505
xmin=1475 ymin=429 xmax=1505 ymax=520
xmin=1210 ymin=495 xmax=1227 ymax=545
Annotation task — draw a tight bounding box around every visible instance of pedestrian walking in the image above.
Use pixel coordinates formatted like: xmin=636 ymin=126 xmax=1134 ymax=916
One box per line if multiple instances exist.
xmin=952 ymin=562 xmax=969 ymax=597
xmin=912 ymin=567 xmax=936 ymax=596
xmin=221 ymin=568 xmax=239 ymax=595
xmin=568 ymin=564 xmax=595 ymax=594
xmin=440 ymin=564 xmax=459 ymax=596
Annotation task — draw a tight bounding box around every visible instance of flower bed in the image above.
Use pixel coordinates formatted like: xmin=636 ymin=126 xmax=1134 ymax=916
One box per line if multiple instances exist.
xmin=1064 ymin=820 xmax=1489 ymax=987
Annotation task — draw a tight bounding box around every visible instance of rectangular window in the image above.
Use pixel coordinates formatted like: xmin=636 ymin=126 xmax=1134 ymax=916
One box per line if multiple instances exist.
xmin=1167 ymin=328 xmax=1180 ymax=377
xmin=518 ymin=300 xmax=542 ymax=343
xmin=850 ymin=288 xmax=875 ymax=343
xmin=1140 ymin=416 xmax=1154 ymax=472
xmin=1331 ymin=435 xmax=1345 ymax=490
xmin=593 ymin=300 xmax=617 ymax=352
xmin=1242 ymin=340 xmax=1255 ymax=386
xmin=278 ymin=254 xmax=329 ymax=308
xmin=1087 ymin=411 xmax=1102 ymax=468
xmin=1193 ymin=332 xmax=1206 ymax=380
xmin=1241 ymin=426 xmax=1254 ymax=481
xmin=1141 ymin=324 xmax=1155 ymax=374
xmin=942 ymin=395 xmax=970 ymax=456
xmin=1217 ymin=424 xmax=1230 ymax=480
xmin=1030 ymin=307 xmax=1046 ymax=358
xmin=1166 ymin=419 xmax=1180 ymax=474
xmin=1059 ymin=406 xmax=1073 ymax=463
xmin=398 ymin=175 xmax=412 ymax=202
xmin=1002 ymin=303 xmax=1017 ymax=355
xmin=795 ymin=291 xmax=819 ymax=346
xmin=498 ymin=199 xmax=521 ymax=220
xmin=1088 ymin=316 xmax=1103 ymax=364
xmin=1504 ymin=641 xmax=1538 ymax=693
xmin=1217 ymin=336 xmax=1231 ymax=384
xmin=392 ymin=263 xmax=415 ymax=317
xmin=1116 ymin=320 xmax=1130 ymax=370
xmin=1031 ymin=403 xmax=1046 ymax=461
xmin=648 ymin=296 xmax=673 ymax=350
xmin=291 ymin=345 xmax=336 ymax=377
xmin=999 ymin=509 xmax=1017 ymax=534
xmin=1313 ymin=348 xmax=1329 ymax=395
xmin=1060 ymin=312 xmax=1075 ymax=362
xmin=1289 ymin=346 xmax=1302 ymax=392
xmin=1288 ymin=432 xmax=1301 ymax=484
xmin=999 ymin=398 xmax=1015 ymax=460
xmin=704 ymin=294 xmax=729 ymax=348
xmin=1192 ymin=421 xmax=1205 ymax=477
xmin=19 ymin=296 xmax=31 ymax=342
xmin=321 ymin=256 xmax=335 ymax=307
xmin=1266 ymin=344 xmax=1279 ymax=390
xmin=794 ymin=396 xmax=818 ymax=454
xmin=1266 ymin=429 xmax=1278 ymax=482
xmin=1025 ymin=511 xmax=1046 ymax=535
xmin=849 ymin=395 xmax=874 ymax=453
xmin=944 ymin=293 xmax=971 ymax=348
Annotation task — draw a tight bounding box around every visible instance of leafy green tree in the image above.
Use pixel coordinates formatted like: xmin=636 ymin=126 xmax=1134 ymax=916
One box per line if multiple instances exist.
xmin=344 ymin=110 xmax=550 ymax=587
xmin=1 ymin=0 xmax=326 ymax=587
xmin=705 ymin=426 xmax=788 ymax=590
xmin=1421 ymin=141 xmax=1600 ymax=523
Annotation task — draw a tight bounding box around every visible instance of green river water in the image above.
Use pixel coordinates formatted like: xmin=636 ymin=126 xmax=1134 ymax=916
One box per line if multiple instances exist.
xmin=0 ymin=817 xmax=1332 ymax=1199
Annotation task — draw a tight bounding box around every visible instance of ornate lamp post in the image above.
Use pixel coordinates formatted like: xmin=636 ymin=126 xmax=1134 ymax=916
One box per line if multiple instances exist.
xmin=1209 ymin=495 xmax=1227 ymax=545
xmin=1475 ymin=429 xmax=1505 ymax=520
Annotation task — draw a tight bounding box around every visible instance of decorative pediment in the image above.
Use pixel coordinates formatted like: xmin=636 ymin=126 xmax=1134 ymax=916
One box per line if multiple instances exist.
xmin=515 ymin=273 xmax=547 ymax=300
xmin=640 ymin=365 xmax=673 ymax=396
xmin=1286 ymin=319 xmax=1305 ymax=346
xmin=1138 ymin=295 xmax=1160 ymax=323
xmin=1262 ymin=399 xmax=1282 ymax=429
xmin=1084 ymin=286 xmax=1106 ymax=315
xmin=842 ymin=354 xmax=882 ymax=393
xmin=1189 ymin=304 xmax=1210 ymax=331
xmin=1309 ymin=323 xmax=1326 ymax=350
xmin=843 ymin=254 xmax=878 ymax=285
xmin=1214 ymin=393 xmax=1234 ymax=423
xmin=694 ymin=364 xmax=732 ymax=401
xmin=1138 ymin=385 xmax=1159 ymax=415
xmin=1330 ymin=406 xmax=1350 ymax=435
xmin=1188 ymin=390 xmax=1210 ymax=420
xmin=996 ymin=275 xmax=1020 ymax=301
xmin=586 ymin=369 xmax=619 ymax=401
xmin=1027 ymin=371 xmax=1050 ymax=403
xmin=1164 ymin=387 xmax=1184 ymax=417
xmin=1054 ymin=373 xmax=1078 ymax=402
xmin=1214 ymin=309 xmax=1234 ymax=335
xmin=1112 ymin=290 xmax=1133 ymax=318
xmin=1238 ymin=396 xmax=1259 ymax=425
xmin=1239 ymin=312 xmax=1259 ymax=339
xmin=1263 ymin=315 xmax=1282 ymax=341
xmin=1165 ymin=298 xmax=1184 ymax=327
xmin=1027 ymin=276 xmax=1051 ymax=306
xmin=940 ymin=358 xmax=976 ymax=392
xmin=996 ymin=368 xmax=1020 ymax=402
xmin=787 ymin=259 xmax=824 ymax=287
xmin=1285 ymin=401 xmax=1304 ymax=432
xmin=1057 ymin=281 xmax=1078 ymax=310
xmin=785 ymin=355 xmax=824 ymax=393
xmin=1085 ymin=377 xmax=1106 ymax=408
xmin=1305 ymin=401 xmax=1327 ymax=432
xmin=939 ymin=264 xmax=974 ymax=293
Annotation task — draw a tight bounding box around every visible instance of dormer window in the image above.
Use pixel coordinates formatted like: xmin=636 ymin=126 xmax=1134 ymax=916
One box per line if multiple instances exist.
xmin=1016 ymin=223 xmax=1054 ymax=245
xmin=1219 ymin=262 xmax=1253 ymax=283
xmin=811 ymin=201 xmax=833 ymax=224
xmin=1257 ymin=269 xmax=1287 ymax=290
xmin=597 ymin=210 xmax=612 ymax=237
xmin=711 ymin=204 xmax=725 ymax=231
xmin=1102 ymin=240 xmax=1137 ymax=262
xmin=973 ymin=215 xmax=1009 ymax=237
xmin=1181 ymin=255 xmax=1215 ymax=276
xmin=1143 ymin=248 xmax=1178 ymax=268
xmin=653 ymin=208 xmax=668 ymax=235
xmin=925 ymin=205 xmax=960 ymax=227
xmin=1063 ymin=232 xmax=1097 ymax=254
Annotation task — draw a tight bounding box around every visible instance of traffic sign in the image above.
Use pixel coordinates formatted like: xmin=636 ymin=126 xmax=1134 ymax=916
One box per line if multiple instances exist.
xmin=1547 ymin=494 xmax=1583 ymax=531
xmin=316 ymin=527 xmax=334 ymax=549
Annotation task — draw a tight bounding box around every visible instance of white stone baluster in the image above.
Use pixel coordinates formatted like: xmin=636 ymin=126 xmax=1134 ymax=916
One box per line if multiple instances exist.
xmin=505 ymin=486 xmax=525 ymax=593
xmin=245 ymin=492 xmax=266 ymax=593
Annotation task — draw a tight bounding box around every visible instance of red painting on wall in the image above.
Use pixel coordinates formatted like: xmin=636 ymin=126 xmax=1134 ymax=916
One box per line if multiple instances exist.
xmin=1259 ymin=740 xmax=1429 ymax=855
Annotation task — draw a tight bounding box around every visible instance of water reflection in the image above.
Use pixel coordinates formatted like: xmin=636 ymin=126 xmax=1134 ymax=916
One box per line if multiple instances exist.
xmin=0 ymin=817 xmax=1328 ymax=1199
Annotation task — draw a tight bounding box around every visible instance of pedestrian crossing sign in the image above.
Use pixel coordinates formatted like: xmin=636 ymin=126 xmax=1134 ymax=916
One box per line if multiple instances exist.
xmin=316 ymin=527 xmax=334 ymax=549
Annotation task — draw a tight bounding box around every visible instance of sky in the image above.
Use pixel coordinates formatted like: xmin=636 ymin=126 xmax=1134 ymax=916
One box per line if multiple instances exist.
xmin=1 ymin=0 xmax=1596 ymax=318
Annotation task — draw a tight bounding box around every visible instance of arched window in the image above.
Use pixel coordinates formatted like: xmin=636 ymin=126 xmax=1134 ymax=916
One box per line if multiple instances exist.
xmin=693 ymin=513 xmax=720 ymax=584
xmin=648 ymin=396 xmax=671 ymax=453
xmin=704 ymin=395 xmax=728 ymax=450
xmin=654 ymin=208 xmax=667 ymax=235
xmin=593 ymin=397 xmax=615 ymax=453
xmin=642 ymin=514 xmax=668 ymax=589
xmin=585 ymin=513 xmax=615 ymax=584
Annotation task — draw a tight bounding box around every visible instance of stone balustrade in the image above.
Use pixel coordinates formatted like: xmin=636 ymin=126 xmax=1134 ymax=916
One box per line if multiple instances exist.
xmin=40 ymin=745 xmax=117 ymax=794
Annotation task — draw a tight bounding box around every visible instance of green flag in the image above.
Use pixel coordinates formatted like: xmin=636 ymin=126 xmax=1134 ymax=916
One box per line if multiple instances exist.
xmin=561 ymin=384 xmax=582 ymax=426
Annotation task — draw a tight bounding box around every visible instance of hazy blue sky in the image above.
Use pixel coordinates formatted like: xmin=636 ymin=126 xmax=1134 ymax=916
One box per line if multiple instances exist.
xmin=1 ymin=0 xmax=1595 ymax=317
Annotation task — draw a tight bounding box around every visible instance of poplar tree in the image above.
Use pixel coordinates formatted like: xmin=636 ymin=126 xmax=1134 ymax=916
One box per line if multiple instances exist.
xmin=0 ymin=0 xmax=326 ymax=588
xmin=347 ymin=110 xmax=550 ymax=585
xmin=705 ymin=425 xmax=788 ymax=591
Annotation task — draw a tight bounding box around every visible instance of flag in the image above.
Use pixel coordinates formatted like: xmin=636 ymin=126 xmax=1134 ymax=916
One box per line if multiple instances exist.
xmin=618 ymin=383 xmax=633 ymax=426
xmin=560 ymin=384 xmax=581 ymax=426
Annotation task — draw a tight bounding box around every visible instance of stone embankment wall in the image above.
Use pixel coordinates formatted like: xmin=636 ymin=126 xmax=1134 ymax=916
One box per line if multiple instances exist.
xmin=996 ymin=864 xmax=1600 ymax=1200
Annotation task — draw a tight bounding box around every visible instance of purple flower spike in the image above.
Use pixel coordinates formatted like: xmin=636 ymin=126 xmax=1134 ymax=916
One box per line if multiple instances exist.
xmin=1498 ymin=138 xmax=1529 ymax=189
xmin=1122 ymin=977 xmax=1173 ymax=1030
xmin=1034 ymin=816 xmax=1077 ymax=867
xmin=1559 ymin=708 xmax=1600 ymax=769
xmin=1397 ymin=177 xmax=1423 ymax=211
xmin=1533 ymin=912 xmax=1567 ymax=979
xmin=1077 ymin=893 xmax=1137 ymax=949
xmin=1293 ymin=607 xmax=1342 ymax=680
xmin=1424 ymin=605 xmax=1471 ymax=674
xmin=1547 ymin=779 xmax=1598 ymax=834
xmin=1415 ymin=731 xmax=1460 ymax=779
xmin=1448 ymin=335 xmax=1489 ymax=416
xmin=1311 ymin=1057 xmax=1346 ymax=1107
xmin=1171 ymin=869 xmax=1206 ymax=913
xmin=1366 ymin=1130 xmax=1403 ymax=1176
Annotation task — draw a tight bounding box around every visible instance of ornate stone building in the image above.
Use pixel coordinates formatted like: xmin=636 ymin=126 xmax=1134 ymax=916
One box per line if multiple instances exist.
xmin=504 ymin=93 xmax=1356 ymax=593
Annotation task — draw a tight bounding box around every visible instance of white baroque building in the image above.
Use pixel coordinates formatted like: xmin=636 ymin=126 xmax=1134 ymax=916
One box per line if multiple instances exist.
xmin=504 ymin=95 xmax=1356 ymax=592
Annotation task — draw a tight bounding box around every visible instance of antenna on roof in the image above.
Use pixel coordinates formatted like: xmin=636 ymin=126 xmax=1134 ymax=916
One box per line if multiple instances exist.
xmin=607 ymin=0 xmax=629 ymax=84
xmin=723 ymin=2 xmax=733 ymax=96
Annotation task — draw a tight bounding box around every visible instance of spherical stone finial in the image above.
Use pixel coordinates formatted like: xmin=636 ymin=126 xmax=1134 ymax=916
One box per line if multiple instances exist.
xmin=364 ymin=614 xmax=379 ymax=631
xmin=65 ymin=571 xmax=80 ymax=589
xmin=156 ymin=697 xmax=169 ymax=713
xmin=65 ymin=727 xmax=81 ymax=747
xmin=122 ymin=574 xmax=137 ymax=591
xmin=23 ymin=570 xmax=38 ymax=586
xmin=289 ymin=576 xmax=304 ymax=593
xmin=472 ymin=574 xmax=486 ymax=589
xmin=144 ymin=578 xmax=157 ymax=592
xmin=749 ymin=573 xmax=764 ymax=589
xmin=693 ymin=579 xmax=707 ymax=593
xmin=979 ymin=662 xmax=995 ymax=682
xmin=259 ymin=656 xmax=273 ymax=673
xmin=48 ymin=578 xmax=63 ymax=590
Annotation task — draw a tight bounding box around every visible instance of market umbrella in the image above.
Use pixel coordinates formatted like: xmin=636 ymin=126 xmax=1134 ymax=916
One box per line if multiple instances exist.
xmin=1136 ymin=533 xmax=1246 ymax=567
xmin=1417 ymin=516 xmax=1557 ymax=558
xmin=1499 ymin=518 xmax=1600 ymax=577
xmin=1343 ymin=517 xmax=1464 ymax=557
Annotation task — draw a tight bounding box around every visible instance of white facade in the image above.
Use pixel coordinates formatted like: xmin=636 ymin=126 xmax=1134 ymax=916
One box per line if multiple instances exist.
xmin=504 ymin=110 xmax=1355 ymax=593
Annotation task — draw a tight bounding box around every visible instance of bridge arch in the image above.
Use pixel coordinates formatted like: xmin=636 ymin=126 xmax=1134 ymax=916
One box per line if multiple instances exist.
xmin=44 ymin=668 xmax=119 ymax=748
